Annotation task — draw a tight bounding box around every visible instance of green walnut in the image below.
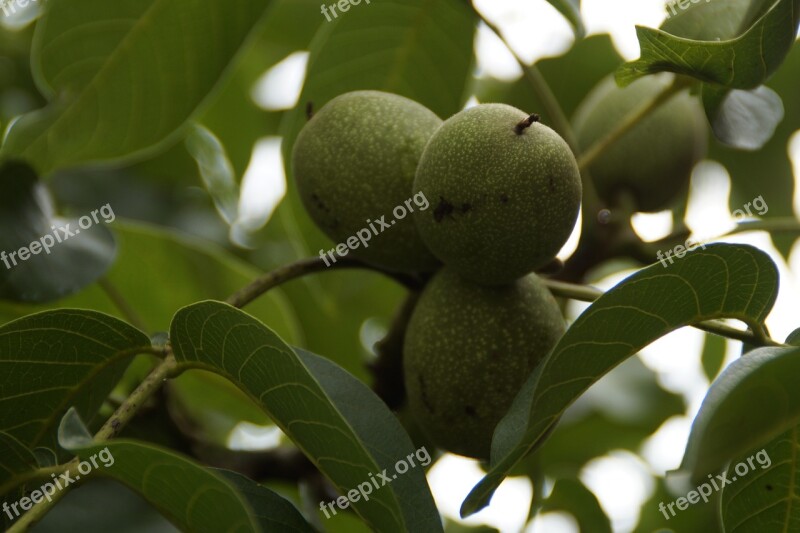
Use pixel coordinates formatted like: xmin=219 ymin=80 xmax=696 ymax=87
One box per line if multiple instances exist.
xmin=292 ymin=90 xmax=442 ymax=273
xmin=413 ymin=104 xmax=582 ymax=286
xmin=403 ymin=268 xmax=565 ymax=459
xmin=572 ymin=74 xmax=708 ymax=213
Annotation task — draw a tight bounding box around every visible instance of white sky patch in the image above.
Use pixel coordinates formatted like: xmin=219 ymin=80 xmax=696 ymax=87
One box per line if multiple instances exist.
xmin=581 ymin=451 xmax=654 ymax=532
xmin=631 ymin=210 xmax=673 ymax=242
xmin=228 ymin=423 xmax=283 ymax=451
xmin=557 ymin=207 xmax=582 ymax=261
xmin=791 ymin=130 xmax=800 ymax=216
xmin=526 ymin=512 xmax=580 ymax=533
xmin=473 ymin=0 xmax=574 ymax=65
xmin=236 ymin=137 xmax=286 ymax=234
xmin=252 ymin=51 xmax=309 ymax=111
xmin=428 ymin=454 xmax=531 ymax=532
xmin=582 ymin=0 xmax=667 ymax=59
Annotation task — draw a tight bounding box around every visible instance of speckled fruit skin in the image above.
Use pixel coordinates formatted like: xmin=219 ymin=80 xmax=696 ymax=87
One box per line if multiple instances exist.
xmin=292 ymin=91 xmax=442 ymax=273
xmin=413 ymin=104 xmax=582 ymax=286
xmin=572 ymin=74 xmax=708 ymax=213
xmin=403 ymin=268 xmax=565 ymax=459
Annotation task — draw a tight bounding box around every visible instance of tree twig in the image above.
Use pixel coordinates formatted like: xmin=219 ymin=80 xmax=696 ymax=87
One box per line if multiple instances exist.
xmin=226 ymin=256 xmax=423 ymax=309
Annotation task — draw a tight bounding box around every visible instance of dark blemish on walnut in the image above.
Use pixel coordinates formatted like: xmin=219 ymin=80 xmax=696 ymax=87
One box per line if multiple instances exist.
xmin=433 ymin=197 xmax=455 ymax=222
xmin=419 ymin=374 xmax=435 ymax=414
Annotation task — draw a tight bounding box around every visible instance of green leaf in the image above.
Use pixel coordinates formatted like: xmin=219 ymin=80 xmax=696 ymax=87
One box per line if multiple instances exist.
xmin=0 ymin=431 xmax=38 ymax=497
xmin=617 ymin=0 xmax=800 ymax=89
xmin=32 ymin=479 xmax=178 ymax=533
xmin=681 ymin=346 xmax=800 ymax=480
xmin=461 ymin=243 xmax=779 ymax=517
xmin=167 ymin=370 xmax=275 ymax=447
xmin=541 ymin=478 xmax=611 ymax=533
xmin=701 ymin=333 xmax=728 ymax=382
xmin=544 ymin=0 xmax=585 ymax=39
xmin=660 ymin=0 xmax=767 ymax=41
xmin=0 ymin=161 xmax=116 ymax=303
xmin=709 ymin=42 xmax=800 ymax=258
xmin=537 ymin=357 xmax=684 ymax=475
xmin=170 ymin=301 xmax=442 ymax=533
xmin=659 ymin=0 xmax=790 ymax=150
xmin=58 ymin=409 xmax=312 ymax=532
xmin=720 ymin=425 xmax=798 ymax=532
xmin=185 ymin=124 xmax=239 ymax=227
xmin=634 ymin=476 xmax=719 ymax=532
xmin=0 ymin=221 xmax=300 ymax=343
xmin=702 ymin=84 xmax=784 ymax=150
xmin=199 ymin=0 xmax=324 ymax=179
xmin=0 ymin=309 xmax=150 ymax=451
xmin=283 ymin=0 xmax=476 ymax=157
xmin=1 ymin=0 xmax=271 ymax=176
xmin=214 ymin=469 xmax=316 ymax=533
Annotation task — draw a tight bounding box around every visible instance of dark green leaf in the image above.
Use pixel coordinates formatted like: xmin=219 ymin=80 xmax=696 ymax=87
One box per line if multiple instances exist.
xmin=541 ymin=478 xmax=611 ymax=533
xmin=0 ymin=431 xmax=38 ymax=497
xmin=701 ymin=333 xmax=727 ymax=382
xmin=283 ymin=0 xmax=476 ymax=157
xmin=720 ymin=425 xmax=798 ymax=532
xmin=0 ymin=309 xmax=150 ymax=450
xmin=167 ymin=370 xmax=275 ymax=447
xmin=0 ymin=161 xmax=116 ymax=303
xmin=634 ymin=476 xmax=719 ymax=532
xmin=660 ymin=0 xmax=768 ymax=41
xmin=33 ymin=479 xmax=178 ymax=533
xmin=1 ymin=0 xmax=271 ymax=176
xmin=214 ymin=469 xmax=316 ymax=533
xmin=682 ymin=346 xmax=800 ymax=479
xmin=58 ymin=409 xmax=296 ymax=532
xmin=170 ymin=301 xmax=442 ymax=533
xmin=617 ymin=0 xmax=800 ymax=89
xmin=0 ymin=221 xmax=300 ymax=343
xmin=462 ymin=243 xmax=779 ymax=517
xmin=710 ymin=42 xmax=800 ymax=257
xmin=538 ymin=357 xmax=684 ymax=474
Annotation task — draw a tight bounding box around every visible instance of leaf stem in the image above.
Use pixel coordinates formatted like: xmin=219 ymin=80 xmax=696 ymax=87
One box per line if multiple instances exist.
xmin=226 ymin=256 xmax=423 ymax=309
xmin=543 ymin=279 xmax=782 ymax=347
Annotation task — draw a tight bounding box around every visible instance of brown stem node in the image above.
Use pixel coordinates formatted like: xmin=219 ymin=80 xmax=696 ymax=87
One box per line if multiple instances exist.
xmin=514 ymin=113 xmax=540 ymax=135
